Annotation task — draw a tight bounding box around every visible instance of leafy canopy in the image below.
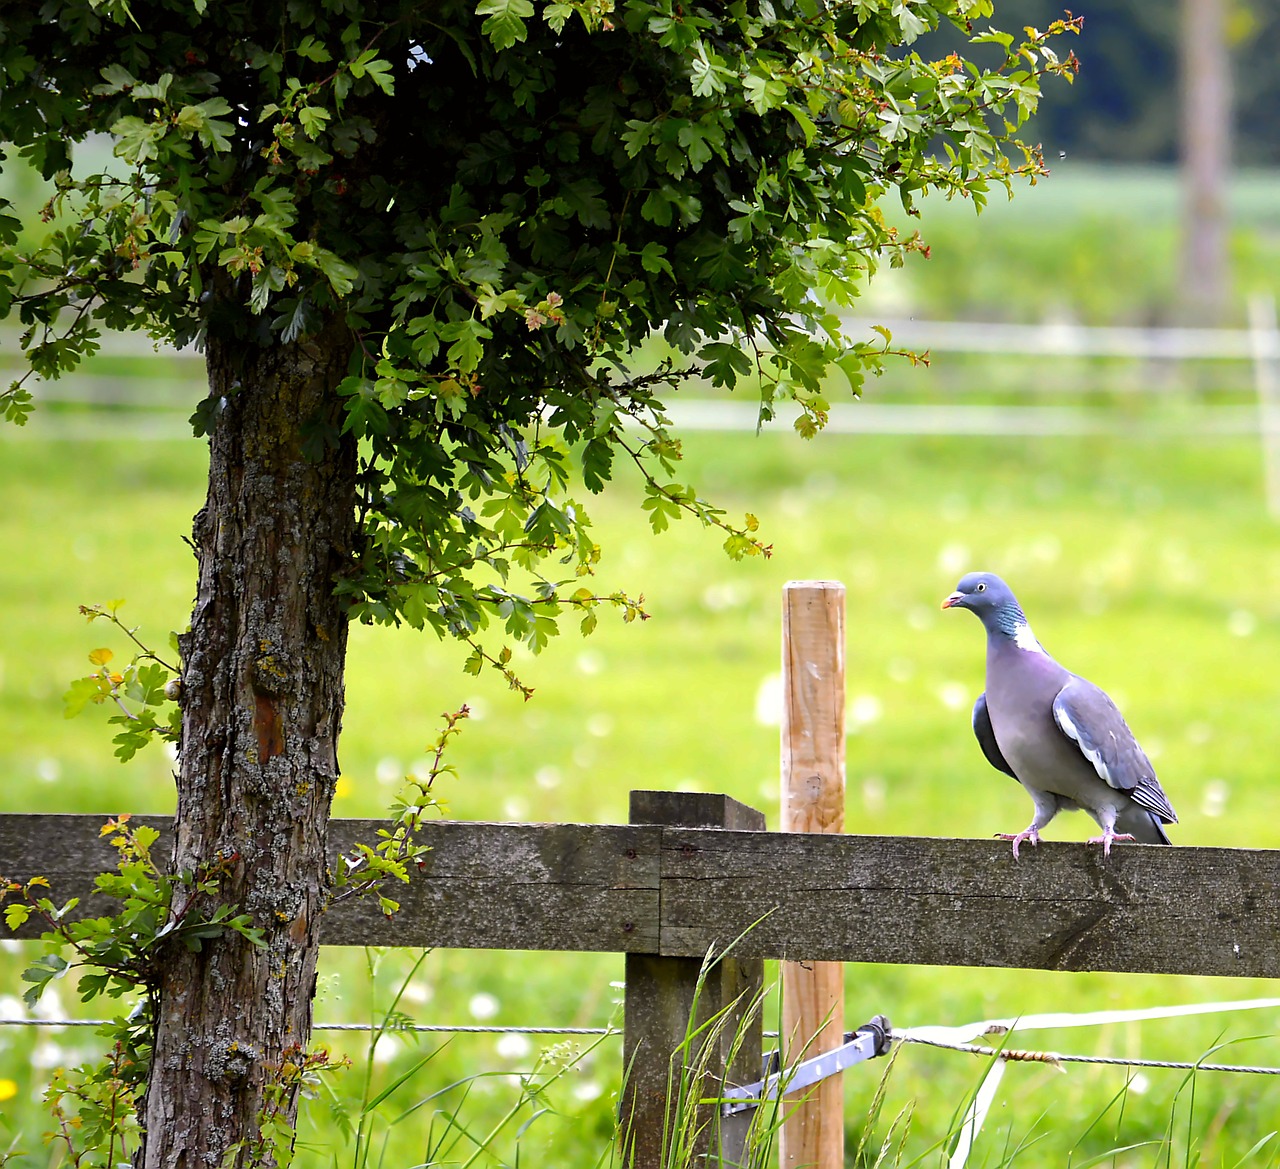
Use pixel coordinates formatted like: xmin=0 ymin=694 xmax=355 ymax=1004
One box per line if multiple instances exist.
xmin=0 ymin=0 xmax=1077 ymax=684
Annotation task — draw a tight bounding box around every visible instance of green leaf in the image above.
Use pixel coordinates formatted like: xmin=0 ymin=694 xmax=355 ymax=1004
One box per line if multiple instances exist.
xmin=295 ymin=34 xmax=332 ymax=63
xmin=581 ymin=438 xmax=614 ymax=493
xmin=743 ymin=72 xmax=787 ymax=115
xmin=543 ymin=1 xmax=574 ymax=31
xmin=560 ymin=178 xmax=609 ymax=229
xmin=312 ymin=248 xmax=359 ymax=297
xmin=362 ymin=57 xmax=395 ymax=95
xmin=93 ymin=63 xmax=137 ymax=94
xmin=638 ymin=241 xmax=673 ymax=278
xmin=835 ymin=352 xmax=869 ymax=396
xmin=477 ymin=0 xmax=534 ymax=50
xmin=193 ymin=98 xmax=234 ymax=151
xmin=297 ymin=105 xmax=331 ymax=138
xmin=274 ymin=296 xmax=319 ymax=343
xmin=64 ymin=676 xmax=106 ymax=719
xmin=786 ymin=103 xmax=817 ymax=146
xmin=699 ymin=340 xmax=753 ymax=389
xmin=689 ymin=44 xmax=729 ymax=97
xmin=2 ymin=385 xmax=33 ymax=426
xmin=3 ymin=904 xmax=30 ymax=931
xmin=971 ymin=28 xmax=1014 ymax=50
xmin=340 ymin=387 xmax=389 ymax=437
xmin=133 ymin=825 xmax=161 ymax=851
xmin=440 ymin=318 xmax=490 ymax=372
xmin=111 ymin=115 xmax=164 ymax=164
xmin=112 ymin=724 xmax=152 ymax=763
xmin=375 ymin=374 xmax=409 ymax=408
xmin=22 ymin=952 xmax=70 ymax=1006
xmin=641 ymin=188 xmax=674 ymax=226
xmin=641 ymin=486 xmax=684 ymax=534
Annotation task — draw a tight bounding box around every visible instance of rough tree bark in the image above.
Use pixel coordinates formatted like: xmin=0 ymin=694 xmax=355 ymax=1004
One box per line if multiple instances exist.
xmin=142 ymin=313 xmax=357 ymax=1167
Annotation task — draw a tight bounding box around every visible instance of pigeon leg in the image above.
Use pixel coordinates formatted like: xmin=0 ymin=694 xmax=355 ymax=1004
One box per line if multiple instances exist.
xmin=995 ymin=826 xmax=1041 ymax=860
xmin=1087 ymin=826 xmax=1137 ymax=856
xmin=996 ymin=793 xmax=1059 ymax=860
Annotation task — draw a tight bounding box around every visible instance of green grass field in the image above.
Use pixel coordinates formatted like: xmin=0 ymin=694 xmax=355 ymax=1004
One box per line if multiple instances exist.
xmin=4 ymin=164 xmax=1280 ymax=1164
xmin=4 ymin=420 xmax=1280 ymax=1165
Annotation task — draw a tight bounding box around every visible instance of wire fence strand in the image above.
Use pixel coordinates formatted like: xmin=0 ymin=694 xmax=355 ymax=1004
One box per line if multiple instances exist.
xmin=0 ymin=1018 xmax=617 ymax=1035
xmin=7 ymin=1016 xmax=1279 ymax=1076
xmin=898 ymin=1034 xmax=1280 ymax=1077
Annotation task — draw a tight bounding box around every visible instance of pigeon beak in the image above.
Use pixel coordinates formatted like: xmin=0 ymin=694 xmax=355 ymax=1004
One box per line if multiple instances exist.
xmin=941 ymin=592 xmax=965 ymax=610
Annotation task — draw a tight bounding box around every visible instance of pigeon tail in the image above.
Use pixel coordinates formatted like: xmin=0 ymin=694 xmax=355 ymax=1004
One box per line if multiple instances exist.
xmin=1116 ymin=804 xmax=1174 ymax=845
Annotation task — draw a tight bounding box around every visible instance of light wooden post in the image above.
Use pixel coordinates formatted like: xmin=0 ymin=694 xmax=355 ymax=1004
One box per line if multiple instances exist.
xmin=1248 ymin=293 xmax=1280 ymax=518
xmin=779 ymin=581 xmax=846 ymax=1168
xmin=1179 ymin=0 xmax=1232 ymax=325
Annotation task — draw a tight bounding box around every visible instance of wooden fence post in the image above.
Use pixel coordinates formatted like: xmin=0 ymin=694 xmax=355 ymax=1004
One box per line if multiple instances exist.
xmin=780 ymin=581 xmax=846 ymax=1168
xmin=622 ymin=790 xmax=766 ymax=1168
xmin=1249 ymin=292 xmax=1280 ymax=518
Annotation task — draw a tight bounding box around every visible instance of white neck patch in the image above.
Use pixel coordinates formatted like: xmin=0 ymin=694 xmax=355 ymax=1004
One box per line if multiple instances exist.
xmin=1014 ymin=621 xmax=1046 ymax=654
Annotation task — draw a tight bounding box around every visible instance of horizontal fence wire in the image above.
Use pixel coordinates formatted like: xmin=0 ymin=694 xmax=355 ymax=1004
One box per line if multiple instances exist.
xmin=315 ymin=1024 xmax=617 ymax=1035
xmin=897 ymin=1034 xmax=1280 ymax=1077
xmin=0 ymin=1017 xmax=793 ymax=1039
xmin=7 ymin=1016 xmax=1279 ymax=1075
xmin=0 ymin=1018 xmax=617 ymax=1035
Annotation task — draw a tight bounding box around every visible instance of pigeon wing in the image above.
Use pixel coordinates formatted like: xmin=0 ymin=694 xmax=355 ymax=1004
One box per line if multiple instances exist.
xmin=1051 ymin=679 xmax=1178 ymax=823
xmin=972 ymin=692 xmax=1018 ymax=780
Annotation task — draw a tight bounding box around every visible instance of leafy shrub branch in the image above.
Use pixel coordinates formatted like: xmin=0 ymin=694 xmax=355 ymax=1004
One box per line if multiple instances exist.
xmin=2 ymin=0 xmax=1079 ymax=690
xmin=62 ymin=601 xmax=181 ymax=762
xmin=332 ymin=706 xmax=470 ymax=915
xmin=1 ymin=816 xmax=267 ymax=1162
xmin=0 ymin=1 xmax=1079 ymax=1161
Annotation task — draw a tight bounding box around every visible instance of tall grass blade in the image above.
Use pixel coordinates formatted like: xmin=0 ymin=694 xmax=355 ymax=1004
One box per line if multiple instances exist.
xmin=1229 ymin=1130 xmax=1278 ymax=1169
xmin=948 ymin=1056 xmax=1006 ymax=1169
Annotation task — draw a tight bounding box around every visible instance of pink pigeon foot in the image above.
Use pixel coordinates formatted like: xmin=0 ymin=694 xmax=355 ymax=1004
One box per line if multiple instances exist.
xmin=996 ymin=827 xmax=1041 ymax=860
xmin=1087 ymin=828 xmax=1136 ymax=857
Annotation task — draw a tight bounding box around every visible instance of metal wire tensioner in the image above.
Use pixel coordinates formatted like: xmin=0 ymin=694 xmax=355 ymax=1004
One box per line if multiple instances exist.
xmin=720 ymin=1014 xmax=893 ymax=1117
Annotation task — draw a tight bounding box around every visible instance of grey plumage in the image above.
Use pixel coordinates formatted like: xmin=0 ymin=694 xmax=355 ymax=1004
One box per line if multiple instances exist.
xmin=943 ymin=572 xmax=1177 ymax=857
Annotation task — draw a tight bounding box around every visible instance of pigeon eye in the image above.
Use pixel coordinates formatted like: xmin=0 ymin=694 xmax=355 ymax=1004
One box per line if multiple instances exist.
xmin=976 ymin=582 xmax=987 ymax=592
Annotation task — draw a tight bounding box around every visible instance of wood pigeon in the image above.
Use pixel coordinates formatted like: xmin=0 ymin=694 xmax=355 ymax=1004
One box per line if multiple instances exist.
xmin=942 ymin=572 xmax=1177 ymax=857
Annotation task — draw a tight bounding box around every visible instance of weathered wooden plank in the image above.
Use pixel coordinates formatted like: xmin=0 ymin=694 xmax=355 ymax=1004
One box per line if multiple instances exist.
xmin=6 ymin=813 xmax=1280 ymax=977
xmin=0 ymin=815 xmax=660 ymax=953
xmin=0 ymin=813 xmax=173 ymax=924
xmin=622 ymin=792 xmax=765 ymax=1168
xmin=657 ymin=828 xmax=1280 ymax=977
xmin=327 ymin=820 xmax=660 ymax=953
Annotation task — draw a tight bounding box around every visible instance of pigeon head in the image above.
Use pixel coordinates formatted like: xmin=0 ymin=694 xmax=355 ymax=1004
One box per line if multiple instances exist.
xmin=941 ymin=572 xmax=1039 ymax=647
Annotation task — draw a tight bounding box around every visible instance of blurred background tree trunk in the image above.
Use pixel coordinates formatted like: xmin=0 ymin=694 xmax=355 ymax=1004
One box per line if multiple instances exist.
xmin=1179 ymin=0 xmax=1233 ymax=325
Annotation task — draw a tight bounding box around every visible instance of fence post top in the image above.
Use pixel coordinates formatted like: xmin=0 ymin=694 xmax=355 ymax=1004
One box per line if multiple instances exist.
xmin=783 ymin=579 xmax=846 ymax=593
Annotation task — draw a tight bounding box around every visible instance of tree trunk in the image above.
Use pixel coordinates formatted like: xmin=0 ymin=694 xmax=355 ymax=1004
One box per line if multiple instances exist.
xmin=1179 ymin=0 xmax=1232 ymax=325
xmin=142 ymin=314 xmax=356 ymax=1168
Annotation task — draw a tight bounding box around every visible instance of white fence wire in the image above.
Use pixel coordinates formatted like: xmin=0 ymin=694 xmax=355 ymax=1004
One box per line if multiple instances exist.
xmin=5 ymin=302 xmax=1280 ymax=509
xmin=5 ymin=993 xmax=1280 ymax=1169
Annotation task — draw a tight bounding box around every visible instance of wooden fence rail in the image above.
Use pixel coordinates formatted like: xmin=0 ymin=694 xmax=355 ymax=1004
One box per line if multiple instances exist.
xmin=4 ymin=805 xmax=1278 ymax=973
xmin=4 ymin=797 xmax=1280 ymax=1163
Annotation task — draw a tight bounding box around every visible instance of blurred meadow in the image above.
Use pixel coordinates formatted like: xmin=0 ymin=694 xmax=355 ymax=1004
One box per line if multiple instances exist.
xmin=5 ymin=160 xmax=1280 ymax=1164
